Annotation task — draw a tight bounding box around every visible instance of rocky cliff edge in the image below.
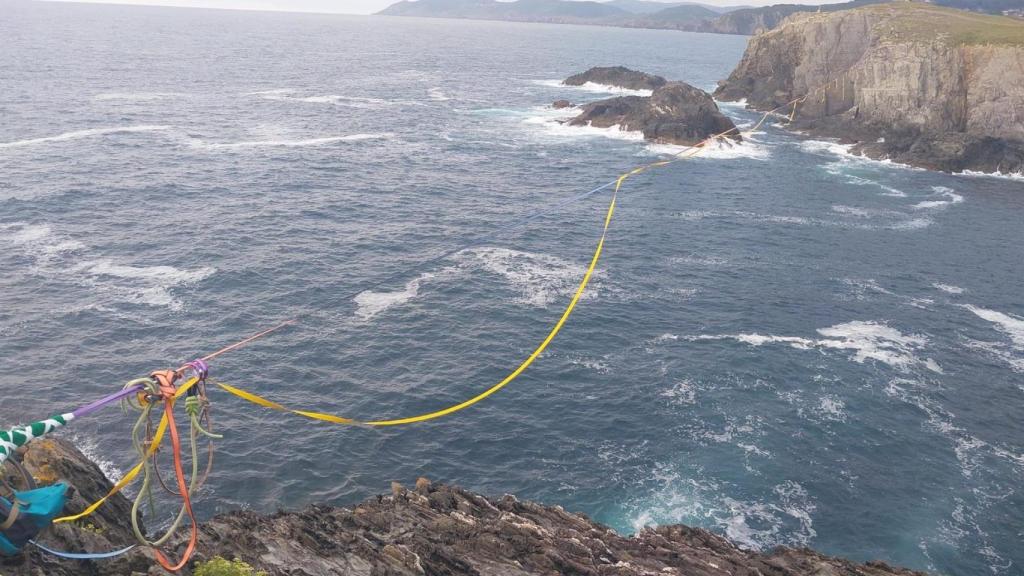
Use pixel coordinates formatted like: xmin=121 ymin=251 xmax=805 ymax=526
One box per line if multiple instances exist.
xmin=0 ymin=438 xmax=929 ymax=576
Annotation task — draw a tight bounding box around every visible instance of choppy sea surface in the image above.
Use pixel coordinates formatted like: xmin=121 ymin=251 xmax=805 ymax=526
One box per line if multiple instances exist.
xmin=2 ymin=3 xmax=1023 ymax=574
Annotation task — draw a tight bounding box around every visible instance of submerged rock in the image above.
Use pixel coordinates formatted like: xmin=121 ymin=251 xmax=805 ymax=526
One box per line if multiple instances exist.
xmin=568 ymin=81 xmax=740 ymax=146
xmin=0 ymin=437 xmax=927 ymax=575
xmin=564 ymin=66 xmax=667 ymax=91
xmin=552 ymin=99 xmax=574 ymax=109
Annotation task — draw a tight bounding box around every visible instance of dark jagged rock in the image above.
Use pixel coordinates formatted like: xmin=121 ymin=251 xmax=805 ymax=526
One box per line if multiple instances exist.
xmin=2 ymin=438 xmax=926 ymax=576
xmin=714 ymin=3 xmax=1024 ymax=174
xmin=552 ymin=99 xmax=574 ymax=109
xmin=564 ymin=66 xmax=667 ymax=91
xmin=568 ymin=81 xmax=740 ymax=146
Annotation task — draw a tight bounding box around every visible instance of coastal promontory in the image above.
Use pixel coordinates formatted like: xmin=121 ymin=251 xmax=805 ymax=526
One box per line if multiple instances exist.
xmin=714 ymin=3 xmax=1024 ymax=174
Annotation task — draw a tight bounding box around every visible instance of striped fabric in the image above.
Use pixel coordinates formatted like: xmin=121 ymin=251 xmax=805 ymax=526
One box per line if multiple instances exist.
xmin=0 ymin=414 xmax=75 ymax=467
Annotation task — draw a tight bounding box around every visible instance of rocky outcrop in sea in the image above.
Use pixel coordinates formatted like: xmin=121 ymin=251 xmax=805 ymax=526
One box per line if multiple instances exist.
xmin=0 ymin=438 xmax=928 ymax=576
xmin=563 ymin=66 xmax=668 ymax=91
xmin=560 ymin=68 xmax=740 ymax=147
xmin=714 ymin=3 xmax=1024 ymax=175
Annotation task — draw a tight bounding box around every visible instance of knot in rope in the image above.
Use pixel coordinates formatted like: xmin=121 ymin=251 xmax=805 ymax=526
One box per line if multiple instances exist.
xmin=184 ymin=396 xmax=201 ymax=417
xmin=150 ymin=370 xmax=178 ymax=400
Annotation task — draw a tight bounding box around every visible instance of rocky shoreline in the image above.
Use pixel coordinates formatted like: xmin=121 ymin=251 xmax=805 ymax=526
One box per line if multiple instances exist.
xmin=0 ymin=438 xmax=928 ymax=576
xmin=714 ymin=3 xmax=1024 ymax=175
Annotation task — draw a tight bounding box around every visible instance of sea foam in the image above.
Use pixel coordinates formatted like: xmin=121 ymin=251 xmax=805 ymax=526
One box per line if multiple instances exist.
xmin=533 ymin=79 xmax=653 ymax=97
xmin=249 ymin=89 xmax=423 ymax=109
xmin=0 ymin=222 xmax=213 ymax=310
xmin=0 ymin=125 xmax=171 ymax=149
xmin=192 ymin=133 xmax=392 ymax=150
xmin=690 ymin=320 xmax=940 ymax=373
xmin=963 ymin=305 xmax=1024 ymax=349
xmin=912 ymin=186 xmax=964 ymax=210
xmin=351 ymin=247 xmax=599 ymax=321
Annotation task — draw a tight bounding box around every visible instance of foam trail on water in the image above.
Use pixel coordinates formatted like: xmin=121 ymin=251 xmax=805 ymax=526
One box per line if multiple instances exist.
xmin=690 ymin=320 xmax=940 ymax=373
xmin=428 ymin=87 xmax=451 ymax=101
xmin=351 ymin=247 xmax=599 ymax=320
xmin=193 ymin=133 xmax=392 ymax=150
xmin=933 ymin=283 xmax=965 ymax=295
xmin=912 ymin=186 xmax=964 ymax=210
xmin=94 ymin=92 xmax=183 ymax=101
xmin=456 ymin=247 xmax=594 ymax=308
xmin=0 ymin=222 xmax=214 ymax=310
xmin=354 ymin=272 xmax=435 ymax=320
xmin=249 ymin=89 xmax=423 ymax=109
xmin=0 ymin=125 xmax=171 ymax=149
xmin=963 ymin=305 xmax=1024 ymax=349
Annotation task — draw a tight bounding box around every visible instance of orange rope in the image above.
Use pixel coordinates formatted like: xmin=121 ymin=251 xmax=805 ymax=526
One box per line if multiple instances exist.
xmin=150 ymin=372 xmax=199 ymax=573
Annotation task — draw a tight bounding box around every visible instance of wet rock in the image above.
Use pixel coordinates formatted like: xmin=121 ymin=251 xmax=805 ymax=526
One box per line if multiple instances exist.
xmin=552 ymin=99 xmax=574 ymax=109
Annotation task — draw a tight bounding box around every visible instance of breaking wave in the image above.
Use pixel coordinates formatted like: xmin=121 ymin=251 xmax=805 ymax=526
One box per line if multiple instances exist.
xmin=533 ymin=79 xmax=653 ymax=97
xmin=628 ymin=467 xmax=816 ymax=552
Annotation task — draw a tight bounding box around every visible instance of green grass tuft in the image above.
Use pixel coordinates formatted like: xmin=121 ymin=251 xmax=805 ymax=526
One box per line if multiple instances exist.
xmin=194 ymin=557 xmax=268 ymax=576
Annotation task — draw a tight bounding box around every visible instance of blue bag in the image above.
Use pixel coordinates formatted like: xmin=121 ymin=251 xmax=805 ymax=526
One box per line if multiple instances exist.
xmin=0 ymin=483 xmax=68 ymax=555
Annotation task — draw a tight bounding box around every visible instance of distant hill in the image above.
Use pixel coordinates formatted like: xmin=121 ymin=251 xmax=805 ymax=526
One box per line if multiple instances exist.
xmin=603 ymin=0 xmax=752 ymax=15
xmin=379 ymin=0 xmax=631 ymax=22
xmin=652 ymin=3 xmax=722 ymax=20
xmin=378 ymin=0 xmax=1021 ymax=35
xmin=604 ymin=0 xmax=687 ymax=14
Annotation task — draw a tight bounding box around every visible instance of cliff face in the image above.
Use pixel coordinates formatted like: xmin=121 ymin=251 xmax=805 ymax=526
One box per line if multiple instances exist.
xmin=0 ymin=438 xmax=928 ymax=576
xmin=715 ymin=3 xmax=1024 ymax=174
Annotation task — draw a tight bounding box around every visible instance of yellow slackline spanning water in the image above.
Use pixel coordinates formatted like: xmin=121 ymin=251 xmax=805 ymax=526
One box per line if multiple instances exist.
xmin=55 ymin=96 xmax=805 ymax=528
xmin=212 ymin=100 xmax=795 ymax=427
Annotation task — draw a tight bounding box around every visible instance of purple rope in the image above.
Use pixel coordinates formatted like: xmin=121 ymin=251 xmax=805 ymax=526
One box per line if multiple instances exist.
xmin=71 ymin=384 xmax=146 ymax=419
xmin=187 ymin=359 xmax=209 ymax=380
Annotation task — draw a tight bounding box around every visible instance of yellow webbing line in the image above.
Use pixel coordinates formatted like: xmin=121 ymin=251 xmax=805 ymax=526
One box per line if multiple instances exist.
xmin=54 ymin=377 xmax=199 ymax=523
xmin=216 ymin=153 xmax=695 ymax=427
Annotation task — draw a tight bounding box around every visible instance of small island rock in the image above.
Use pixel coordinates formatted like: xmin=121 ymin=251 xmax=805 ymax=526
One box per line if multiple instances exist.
xmin=564 ymin=66 xmax=668 ymax=91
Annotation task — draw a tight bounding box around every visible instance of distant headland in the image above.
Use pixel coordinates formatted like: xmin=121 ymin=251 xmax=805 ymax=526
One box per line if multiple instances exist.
xmin=377 ymin=0 xmax=1022 ymax=36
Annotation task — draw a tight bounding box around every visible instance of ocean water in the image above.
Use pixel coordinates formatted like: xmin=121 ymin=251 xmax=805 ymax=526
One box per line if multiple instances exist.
xmin=2 ymin=3 xmax=1023 ymax=574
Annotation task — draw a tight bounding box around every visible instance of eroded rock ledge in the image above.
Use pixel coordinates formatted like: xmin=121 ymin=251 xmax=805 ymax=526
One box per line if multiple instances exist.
xmin=2 ymin=438 xmax=926 ymax=576
xmin=559 ymin=67 xmax=740 ymax=147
